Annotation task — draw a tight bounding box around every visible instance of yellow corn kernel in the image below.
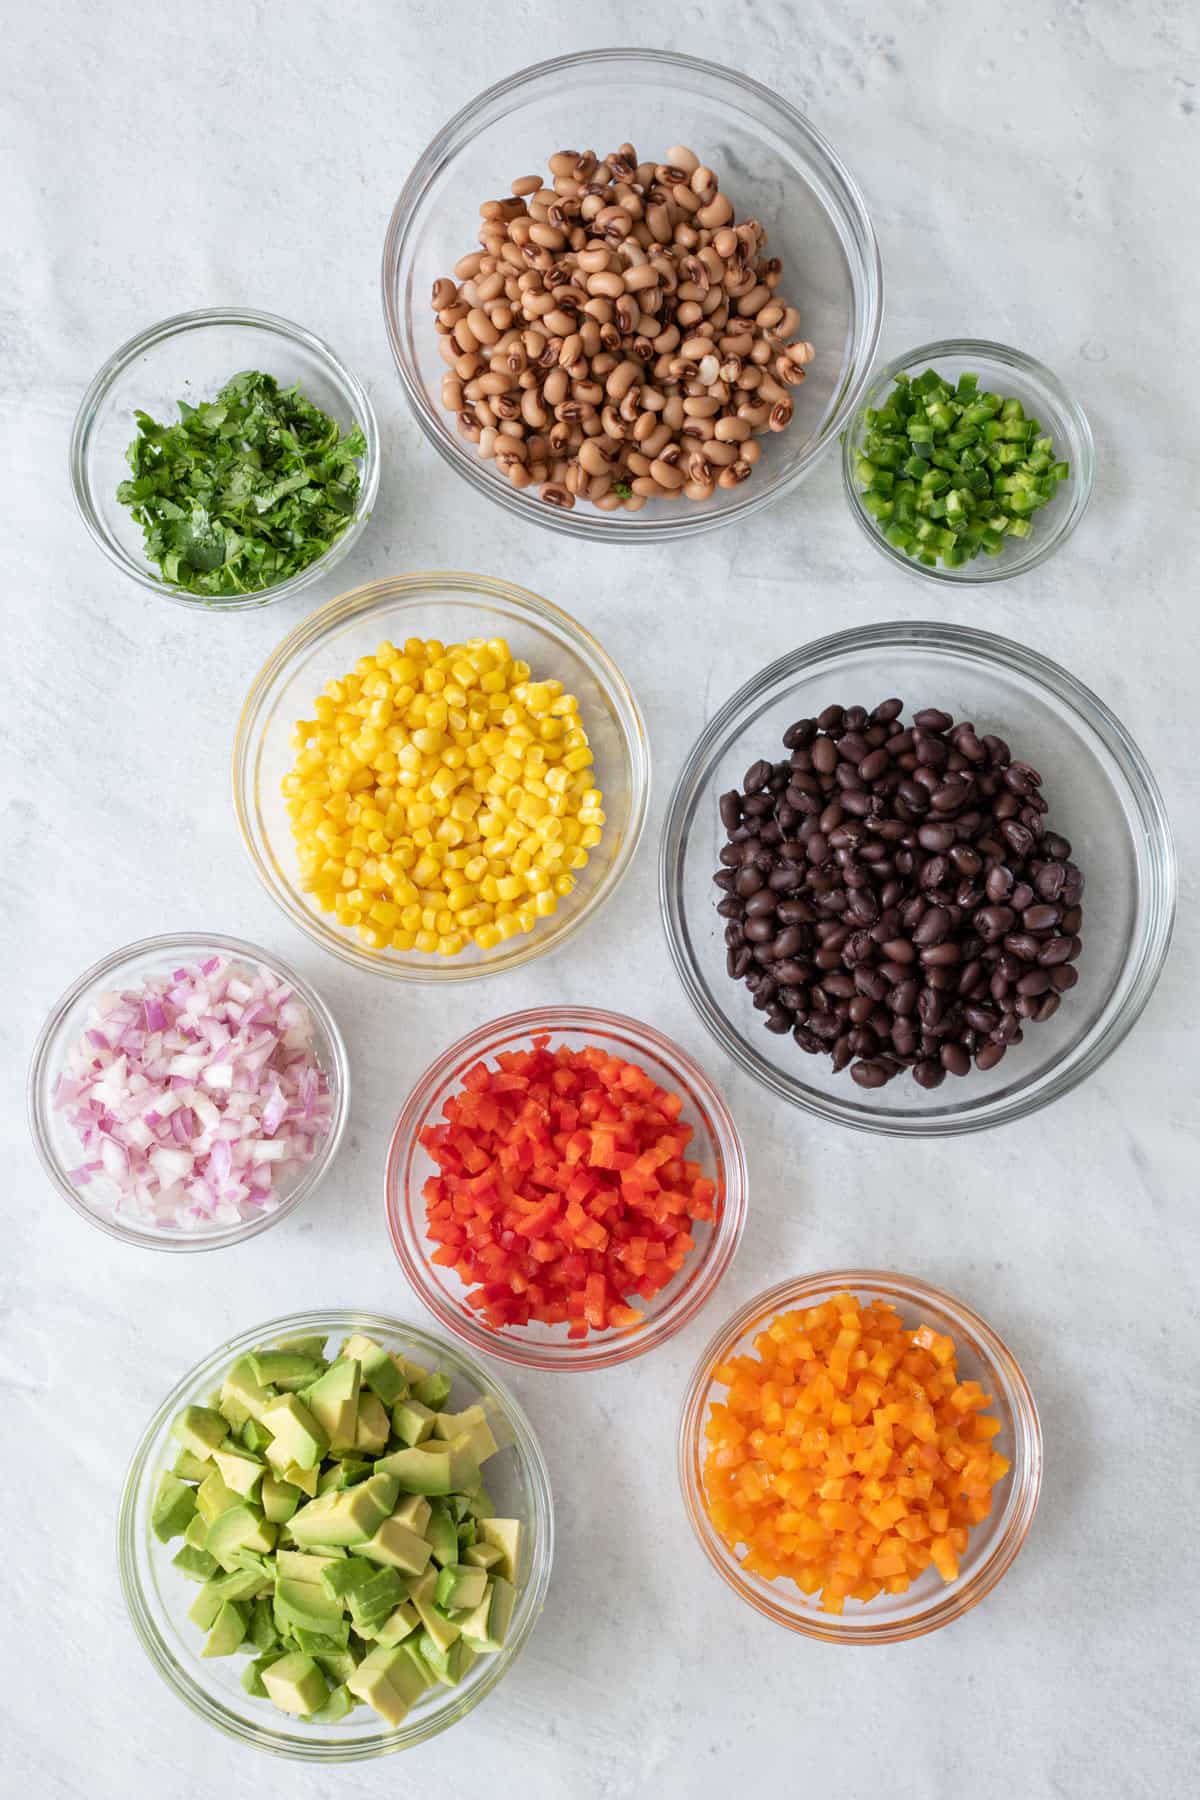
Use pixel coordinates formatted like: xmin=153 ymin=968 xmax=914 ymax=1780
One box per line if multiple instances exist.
xmin=472 ymin=923 xmax=502 ymax=949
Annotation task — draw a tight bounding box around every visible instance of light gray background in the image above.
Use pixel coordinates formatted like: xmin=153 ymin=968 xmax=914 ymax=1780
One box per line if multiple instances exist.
xmin=3 ymin=3 xmax=1197 ymax=1797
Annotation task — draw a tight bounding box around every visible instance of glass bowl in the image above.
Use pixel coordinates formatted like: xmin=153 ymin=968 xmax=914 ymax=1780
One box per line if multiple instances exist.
xmin=234 ymin=573 xmax=649 ymax=981
xmin=382 ymin=47 xmax=882 ymax=543
xmin=661 ymin=620 xmax=1176 ymax=1136
xmin=119 ymin=1309 xmax=554 ymax=1759
xmin=842 ymin=340 xmax=1094 ymax=584
xmin=70 ymin=307 xmax=380 ymax=609
xmin=27 ymin=932 xmax=349 ymax=1251
xmin=678 ymin=1271 xmax=1042 ymax=1643
xmin=385 ymin=1007 xmax=747 ymax=1371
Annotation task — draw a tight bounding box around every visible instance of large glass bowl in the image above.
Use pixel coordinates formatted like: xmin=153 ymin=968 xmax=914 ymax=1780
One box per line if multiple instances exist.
xmin=119 ymin=1310 xmax=554 ymax=1759
xmin=661 ymin=621 xmax=1176 ymax=1136
xmin=678 ymin=1272 xmax=1042 ymax=1643
xmin=842 ymin=340 xmax=1094 ymax=584
xmin=70 ymin=308 xmax=380 ymax=609
xmin=234 ymin=573 xmax=649 ymax=981
xmin=382 ymin=48 xmax=881 ymax=543
xmin=386 ymin=1007 xmax=747 ymax=1371
xmin=27 ymin=932 xmax=349 ymax=1251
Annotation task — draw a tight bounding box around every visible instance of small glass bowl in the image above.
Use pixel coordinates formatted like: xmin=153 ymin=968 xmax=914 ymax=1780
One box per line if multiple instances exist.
xmin=27 ymin=932 xmax=349 ymax=1251
xmin=70 ymin=308 xmax=380 ymax=609
xmin=234 ymin=573 xmax=649 ymax=982
xmin=382 ymin=47 xmax=882 ymax=543
xmin=119 ymin=1309 xmax=554 ymax=1759
xmin=660 ymin=620 xmax=1176 ymax=1136
xmin=385 ymin=1007 xmax=747 ymax=1371
xmin=842 ymin=339 xmax=1094 ymax=583
xmin=679 ymin=1271 xmax=1042 ymax=1643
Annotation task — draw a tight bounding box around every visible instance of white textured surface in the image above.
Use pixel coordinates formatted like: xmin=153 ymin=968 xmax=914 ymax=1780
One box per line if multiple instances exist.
xmin=4 ymin=3 xmax=1198 ymax=1796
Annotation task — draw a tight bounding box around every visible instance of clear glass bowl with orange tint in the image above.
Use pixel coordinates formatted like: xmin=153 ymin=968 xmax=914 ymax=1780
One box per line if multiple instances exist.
xmin=386 ymin=1006 xmax=747 ymax=1372
xmin=678 ymin=1271 xmax=1042 ymax=1642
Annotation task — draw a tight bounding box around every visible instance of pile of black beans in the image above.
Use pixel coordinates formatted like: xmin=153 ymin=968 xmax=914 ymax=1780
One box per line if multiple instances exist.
xmin=714 ymin=700 xmax=1084 ymax=1091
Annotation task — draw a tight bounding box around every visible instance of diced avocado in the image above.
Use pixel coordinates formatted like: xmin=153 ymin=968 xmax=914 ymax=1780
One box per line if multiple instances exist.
xmin=188 ymin=1582 xmax=226 ymax=1632
xmin=275 ymin=1335 xmax=329 ymax=1362
xmin=171 ymin=1448 xmax=212 ymax=1484
xmin=462 ymin=1541 xmax=503 ymax=1573
xmin=213 ymin=1443 xmax=265 ymax=1500
xmin=343 ymin=1334 xmax=408 ymax=1407
xmin=372 ymin=1601 xmax=419 ymax=1647
xmin=359 ymin=1515 xmax=431 ymax=1577
xmin=261 ymin=1394 xmax=328 ymax=1472
xmin=391 ymin=1398 xmax=435 ymax=1446
xmin=346 ymin=1643 xmax=430 ymax=1726
xmin=171 ymin=1404 xmax=228 ymax=1460
xmin=196 ymin=1470 xmax=241 ymax=1523
xmin=201 ymin=1599 xmax=247 ymax=1657
xmin=459 ymin=1576 xmax=516 ymax=1652
xmin=301 ymin=1357 xmax=360 ymax=1452
xmin=240 ymin=1654 xmax=277 ymax=1698
xmin=433 ymin=1404 xmax=500 ymax=1464
xmin=317 ymin=1455 xmax=374 ymax=1495
xmin=456 ymin=1516 xmax=477 ymax=1551
xmin=314 ymin=1647 xmax=359 ymax=1685
xmin=292 ymin=1626 xmax=351 ymax=1656
xmin=281 ymin=1461 xmax=320 ymax=1498
xmin=446 ymin=1638 xmax=477 ymax=1685
xmin=289 ymin=1473 xmax=397 ymax=1548
xmin=395 ymin=1355 xmax=428 ymax=1385
xmin=392 ymin=1493 xmax=432 ymax=1536
xmin=261 ymin=1652 xmax=330 ymax=1717
xmin=240 ymin=1419 xmax=273 ymax=1455
xmin=276 ymin=1549 xmax=344 ymax=1584
xmin=412 ymin=1371 xmax=452 ymax=1410
xmin=418 ymin=1630 xmax=476 ymax=1689
xmin=411 ymin=1567 xmax=460 ymax=1653
xmin=466 ymin=1481 xmax=495 ymax=1521
xmin=319 ymin=1556 xmax=377 ymax=1602
xmin=248 ymin=1597 xmax=279 ymax=1653
xmin=152 ymin=1472 xmax=196 ymax=1542
xmin=354 ymin=1392 xmax=391 ymax=1456
xmin=348 ymin=1567 xmax=410 ymax=1632
xmin=173 ymin=1543 xmax=218 ymax=1582
xmin=208 ymin=1565 xmax=271 ymax=1604
xmin=425 ymin=1501 xmax=458 ymax=1570
xmin=375 ymin=1437 xmax=479 ymax=1497
xmin=312 ymin=1682 xmax=355 ymax=1724
xmin=261 ymin=1474 xmax=302 ymax=1524
xmin=206 ymin=1504 xmax=276 ymax=1571
xmin=250 ymin=1350 xmax=326 ymax=1391
xmin=273 ymin=1578 xmax=347 ymax=1640
xmin=219 ymin=1356 xmax=278 ymax=1429
xmin=435 ymin=1563 xmax=488 ymax=1613
xmin=480 ymin=1518 xmax=522 ymax=1583
xmin=184 ymin=1513 xmax=209 ymax=1552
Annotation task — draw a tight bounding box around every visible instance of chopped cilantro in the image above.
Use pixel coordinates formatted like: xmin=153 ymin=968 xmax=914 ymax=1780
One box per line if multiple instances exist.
xmin=117 ymin=369 xmax=366 ymax=597
xmin=613 ymin=480 xmax=633 ymax=498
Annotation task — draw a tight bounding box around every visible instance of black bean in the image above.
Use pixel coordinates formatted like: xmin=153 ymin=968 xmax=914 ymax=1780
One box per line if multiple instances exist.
xmin=851 ymin=1059 xmax=889 ymax=1089
xmin=914 ymin=707 xmax=953 ymax=732
xmin=719 ymin=791 xmax=742 ymax=830
xmin=975 ymin=1042 xmax=1006 ymax=1072
xmin=940 ymin=1042 xmax=970 ymax=1076
xmin=913 ymin=905 xmax=950 ymax=947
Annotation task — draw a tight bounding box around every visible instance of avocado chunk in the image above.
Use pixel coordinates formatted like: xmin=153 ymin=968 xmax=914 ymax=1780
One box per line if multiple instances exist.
xmin=317 ymin=1455 xmax=374 ymax=1495
xmin=260 ymin=1652 xmax=329 ymax=1717
xmin=173 ymin=1543 xmax=218 ymax=1582
xmin=201 ymin=1600 xmax=248 ymax=1658
xmin=280 ymin=1461 xmax=320 ymax=1498
xmin=372 ymin=1601 xmax=419 ymax=1647
xmin=342 ymin=1334 xmax=408 ymax=1407
xmin=240 ymin=1654 xmax=275 ymax=1698
xmin=318 ymin=1555 xmax=377 ymax=1603
xmin=391 ymin=1493 xmax=432 ymax=1536
xmin=213 ymin=1443 xmax=265 ymax=1500
xmin=206 ymin=1504 xmax=276 ymax=1571
xmin=275 ymin=1549 xmax=344 ymax=1584
xmin=375 ymin=1437 xmax=479 ymax=1497
xmin=411 ymin=1371 xmax=452 ymax=1410
xmin=183 ymin=1512 xmax=209 ymax=1552
xmin=249 ymin=1350 xmax=326 ymax=1391
xmin=219 ymin=1357 xmax=278 ymax=1429
xmin=433 ymin=1405 xmax=500 ymax=1464
xmin=311 ymin=1682 xmax=355 ymax=1724
xmin=171 ymin=1448 xmax=212 ymax=1484
xmin=354 ymin=1391 xmax=391 ymax=1456
xmin=458 ymin=1576 xmax=516 ymax=1652
xmin=359 ymin=1515 xmax=432 ymax=1577
xmin=288 ymin=1472 xmax=397 ymax=1547
xmin=314 ymin=1647 xmax=359 ymax=1685
xmin=419 ymin=1630 xmax=478 ymax=1689
xmin=300 ymin=1357 xmax=360 ymax=1452
xmin=346 ymin=1643 xmax=431 ymax=1726
xmin=261 ymin=1394 xmax=328 ymax=1473
xmin=273 ymin=1578 xmax=347 ymax=1641
xmin=435 ymin=1563 xmax=488 ymax=1613
xmin=410 ymin=1567 xmax=461 ymax=1654
xmin=171 ymin=1404 xmax=228 ymax=1460
xmin=423 ymin=1501 xmax=458 ymax=1569
xmin=479 ymin=1517 xmax=522 ymax=1583
xmin=152 ymin=1472 xmax=196 ymax=1542
xmin=347 ymin=1567 xmax=411 ymax=1634
xmin=391 ymin=1398 xmax=435 ymax=1446
xmin=196 ymin=1470 xmax=242 ymax=1524
xmin=261 ymin=1473 xmax=302 ymax=1524
xmin=275 ymin=1335 xmax=330 ymax=1362
xmin=240 ymin=1419 xmax=273 ymax=1455
xmin=248 ymin=1597 xmax=279 ymax=1654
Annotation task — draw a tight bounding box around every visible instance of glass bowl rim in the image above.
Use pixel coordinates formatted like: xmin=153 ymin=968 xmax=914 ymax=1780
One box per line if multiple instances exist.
xmin=380 ymin=44 xmax=883 ymax=545
xmin=117 ymin=1307 xmax=555 ymax=1759
xmin=659 ymin=617 xmax=1177 ymax=1137
xmin=841 ymin=337 xmax=1095 ymax=586
xmin=385 ymin=1003 xmax=749 ymax=1370
xmin=232 ymin=571 xmax=651 ymax=983
xmin=69 ymin=305 xmax=381 ymax=611
xmin=677 ymin=1268 xmax=1043 ymax=1643
xmin=27 ymin=929 xmax=350 ymax=1252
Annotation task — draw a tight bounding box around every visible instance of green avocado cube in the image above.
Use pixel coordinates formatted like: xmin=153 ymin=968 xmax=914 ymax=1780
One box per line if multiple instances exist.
xmin=213 ymin=1443 xmax=265 ymax=1500
xmin=201 ymin=1599 xmax=246 ymax=1657
xmin=276 ymin=1549 xmax=343 ymax=1584
xmin=359 ymin=1516 xmax=431 ymax=1577
xmin=412 ymin=1371 xmax=452 ymax=1410
xmin=289 ymin=1473 xmax=397 ymax=1547
xmin=466 ymin=1482 xmax=495 ymax=1521
xmin=152 ymin=1472 xmax=196 ymax=1543
xmin=435 ymin=1563 xmax=488 ymax=1613
xmin=292 ymin=1625 xmax=351 ymax=1656
xmin=240 ymin=1419 xmax=273 ymax=1455
xmin=188 ymin=1581 xmax=225 ymax=1632
xmin=354 ymin=1392 xmax=391 ymax=1456
xmin=479 ymin=1518 xmax=522 ymax=1583
xmin=275 ymin=1335 xmax=330 ymax=1362
xmin=347 ymin=1567 xmax=409 ymax=1632
xmin=300 ymin=1357 xmax=360 ymax=1452
xmin=196 ymin=1470 xmax=242 ymax=1524
xmin=219 ymin=1357 xmax=278 ymax=1429
xmin=173 ymin=1543 xmax=218 ymax=1582
xmin=425 ymin=1502 xmax=458 ymax=1569
xmin=261 ymin=1395 xmax=328 ymax=1473
xmin=433 ymin=1404 xmax=500 ymax=1464
xmin=375 ymin=1437 xmax=478 ymax=1496
xmin=171 ymin=1448 xmax=212 ymax=1484
xmin=311 ymin=1682 xmax=355 ymax=1724
xmin=248 ymin=1597 xmax=279 ymax=1653
xmin=411 ymin=1567 xmax=460 ymax=1653
xmin=240 ymin=1654 xmax=275 ymax=1698
xmin=346 ymin=1643 xmax=430 ymax=1726
xmin=319 ymin=1556 xmax=377 ymax=1602
xmin=317 ymin=1455 xmax=374 ymax=1495
xmin=280 ymin=1461 xmax=320 ymax=1498
xmin=314 ymin=1647 xmax=359 ymax=1685
xmin=391 ymin=1493 xmax=432 ymax=1536
xmin=418 ymin=1629 xmax=477 ymax=1689
xmin=261 ymin=1652 xmax=329 ymax=1717
xmin=261 ymin=1474 xmax=302 ymax=1524
xmin=250 ymin=1350 xmax=326 ymax=1391
xmin=184 ymin=1513 xmax=210 ymax=1552
xmin=273 ymin=1578 xmax=347 ymax=1640
xmin=205 ymin=1504 xmax=276 ymax=1571
xmin=391 ymin=1398 xmax=435 ymax=1446
xmin=210 ymin=1565 xmax=272 ymax=1604
xmin=462 ymin=1541 xmax=503 ymax=1573
xmin=171 ymin=1405 xmax=228 ymax=1460
xmin=343 ymin=1334 xmax=408 ymax=1407
xmin=372 ymin=1601 xmax=419 ymax=1647
xmin=459 ymin=1576 xmax=515 ymax=1652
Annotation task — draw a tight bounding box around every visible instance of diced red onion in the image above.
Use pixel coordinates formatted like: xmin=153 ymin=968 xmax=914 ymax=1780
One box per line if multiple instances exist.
xmin=55 ymin=955 xmax=334 ymax=1232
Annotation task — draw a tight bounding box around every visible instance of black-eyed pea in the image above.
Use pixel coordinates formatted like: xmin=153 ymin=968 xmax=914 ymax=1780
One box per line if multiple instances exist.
xmin=684 ymin=479 xmax=715 ymax=501
xmin=736 ymin=283 xmax=771 ymax=318
xmin=713 ymin=414 xmax=751 ymax=443
xmin=696 ymin=192 xmax=733 ymax=229
xmin=704 ymin=438 xmax=738 ymax=466
xmin=631 ymin=475 xmax=665 ymax=497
